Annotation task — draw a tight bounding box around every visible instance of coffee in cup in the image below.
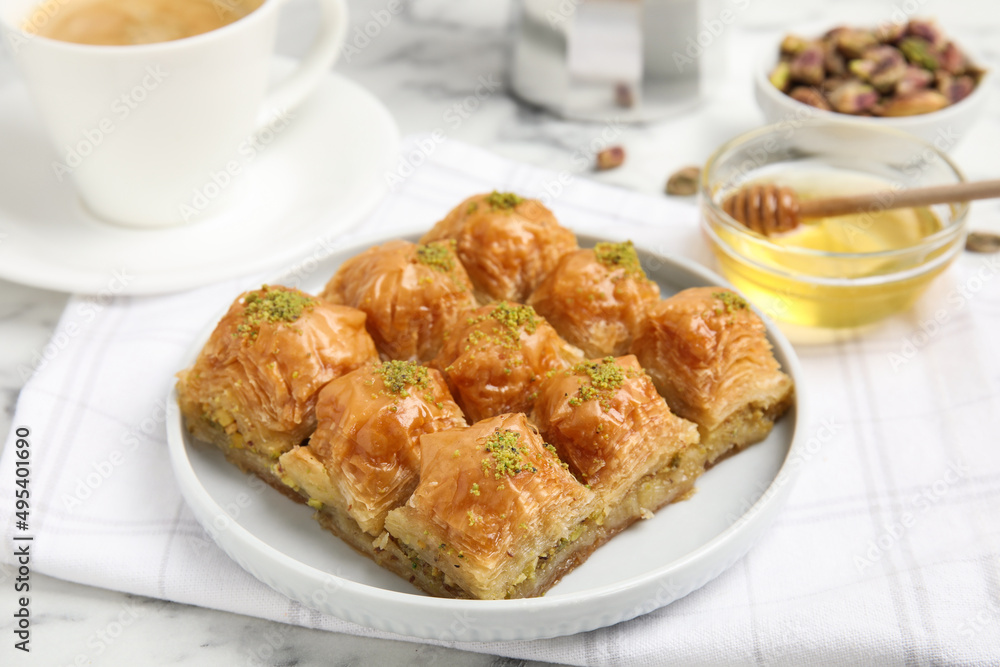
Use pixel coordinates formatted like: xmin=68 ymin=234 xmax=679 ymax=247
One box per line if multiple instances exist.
xmin=26 ymin=0 xmax=264 ymax=46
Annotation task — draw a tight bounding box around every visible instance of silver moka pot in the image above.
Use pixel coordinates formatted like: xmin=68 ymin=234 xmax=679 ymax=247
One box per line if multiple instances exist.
xmin=509 ymin=0 xmax=730 ymax=122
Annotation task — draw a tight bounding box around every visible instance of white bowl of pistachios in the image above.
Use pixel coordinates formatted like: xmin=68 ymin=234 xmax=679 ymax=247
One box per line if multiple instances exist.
xmin=753 ymin=18 xmax=992 ymax=151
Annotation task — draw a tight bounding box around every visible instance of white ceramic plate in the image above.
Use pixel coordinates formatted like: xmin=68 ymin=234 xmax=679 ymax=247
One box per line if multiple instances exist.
xmin=0 ymin=57 xmax=399 ymax=295
xmin=165 ymin=231 xmax=807 ymax=642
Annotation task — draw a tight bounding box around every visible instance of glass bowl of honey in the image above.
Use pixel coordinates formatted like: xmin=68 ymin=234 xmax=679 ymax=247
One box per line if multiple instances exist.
xmin=700 ymin=121 xmax=969 ymax=330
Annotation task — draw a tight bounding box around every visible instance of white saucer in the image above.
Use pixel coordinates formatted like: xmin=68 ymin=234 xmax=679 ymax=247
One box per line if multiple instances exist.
xmin=0 ymin=57 xmax=399 ymax=295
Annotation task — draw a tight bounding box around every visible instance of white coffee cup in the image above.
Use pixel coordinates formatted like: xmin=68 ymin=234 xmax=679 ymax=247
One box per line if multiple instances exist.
xmin=0 ymin=0 xmax=347 ymax=227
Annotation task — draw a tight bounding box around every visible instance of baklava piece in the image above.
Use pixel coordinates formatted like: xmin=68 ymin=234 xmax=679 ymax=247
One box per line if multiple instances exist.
xmin=420 ymin=191 xmax=578 ymax=302
xmin=630 ymin=288 xmax=794 ymax=466
xmin=528 ymin=241 xmax=660 ymax=357
xmin=430 ymin=301 xmax=583 ymax=423
xmin=276 ymin=360 xmax=466 ymax=536
xmin=320 ymin=240 xmax=477 ymax=361
xmin=384 ymin=413 xmax=599 ymax=599
xmin=531 ymin=355 xmax=701 ymax=523
xmin=176 ymin=285 xmax=378 ymax=494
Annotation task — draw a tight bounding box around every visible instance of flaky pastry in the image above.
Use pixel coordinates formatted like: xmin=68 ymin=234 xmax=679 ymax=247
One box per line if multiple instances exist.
xmin=420 ymin=191 xmax=578 ymax=302
xmin=320 ymin=240 xmax=477 ymax=361
xmin=630 ymin=287 xmax=794 ymax=465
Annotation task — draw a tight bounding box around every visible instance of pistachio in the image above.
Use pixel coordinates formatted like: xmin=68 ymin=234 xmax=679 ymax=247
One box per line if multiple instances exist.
xmin=775 ymin=22 xmax=983 ymax=118
xmin=769 ymin=61 xmax=792 ymax=92
xmin=823 ymin=41 xmax=848 ymax=76
xmin=615 ymin=82 xmax=635 ymax=108
xmin=940 ymin=75 xmax=975 ymax=104
xmin=789 ymin=43 xmax=826 ymax=86
xmin=835 ymin=28 xmax=878 ymax=59
xmin=780 ymin=34 xmax=809 ymax=56
xmin=906 ymin=19 xmax=945 ymax=48
xmin=874 ymin=21 xmax=906 ymax=44
xmin=899 ymin=37 xmax=939 ymax=71
xmin=665 ymin=166 xmax=700 ymax=197
xmin=874 ymin=89 xmax=949 ymax=116
xmin=939 ymin=41 xmax=968 ymax=75
xmin=596 ymin=146 xmax=625 ymax=171
xmin=862 ymin=46 xmax=908 ymax=92
xmin=828 ymin=81 xmax=879 ymax=114
xmin=965 ymin=232 xmax=1000 ymax=254
xmin=895 ymin=65 xmax=934 ymax=97
xmin=789 ymin=86 xmax=832 ymax=110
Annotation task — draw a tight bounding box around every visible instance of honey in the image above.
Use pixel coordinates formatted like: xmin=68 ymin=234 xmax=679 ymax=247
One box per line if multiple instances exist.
xmin=706 ymin=167 xmax=961 ymax=329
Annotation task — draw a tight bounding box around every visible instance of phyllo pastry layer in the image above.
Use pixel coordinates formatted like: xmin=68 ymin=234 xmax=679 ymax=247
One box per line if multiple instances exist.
xmin=528 ymin=241 xmax=660 ymax=358
xmin=276 ymin=360 xmax=467 ymax=536
xmin=630 ymin=287 xmax=794 ymax=465
xmin=430 ymin=301 xmax=583 ymax=423
xmin=176 ymin=285 xmax=378 ymax=489
xmin=384 ymin=413 xmax=599 ymax=600
xmin=320 ymin=239 xmax=477 ymax=362
xmin=531 ymin=355 xmax=701 ymax=514
xmin=419 ymin=191 xmax=578 ymax=303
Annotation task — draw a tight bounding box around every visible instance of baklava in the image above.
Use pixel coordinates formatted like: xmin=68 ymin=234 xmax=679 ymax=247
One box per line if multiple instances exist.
xmin=176 ymin=196 xmax=796 ymax=602
xmin=528 ymin=241 xmax=660 ymax=357
xmin=430 ymin=301 xmax=583 ymax=423
xmin=630 ymin=287 xmax=794 ymax=466
xmin=384 ymin=413 xmax=600 ymax=599
xmin=320 ymin=240 xmax=477 ymax=361
xmin=176 ymin=285 xmax=378 ymax=494
xmin=531 ymin=355 xmax=702 ymax=520
xmin=420 ymin=191 xmax=578 ymax=302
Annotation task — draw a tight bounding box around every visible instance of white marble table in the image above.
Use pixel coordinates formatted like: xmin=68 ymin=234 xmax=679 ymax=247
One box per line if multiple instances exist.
xmin=2 ymin=0 xmax=999 ymax=665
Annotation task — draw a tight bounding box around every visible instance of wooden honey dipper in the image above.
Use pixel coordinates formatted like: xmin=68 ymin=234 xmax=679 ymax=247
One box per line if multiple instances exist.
xmin=721 ymin=179 xmax=1000 ymax=236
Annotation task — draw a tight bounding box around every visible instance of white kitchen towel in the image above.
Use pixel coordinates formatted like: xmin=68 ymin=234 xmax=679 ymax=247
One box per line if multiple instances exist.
xmin=3 ymin=137 xmax=1000 ymax=666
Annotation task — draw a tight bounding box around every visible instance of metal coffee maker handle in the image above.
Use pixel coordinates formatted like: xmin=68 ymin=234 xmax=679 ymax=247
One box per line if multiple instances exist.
xmin=510 ymin=0 xmax=728 ymax=122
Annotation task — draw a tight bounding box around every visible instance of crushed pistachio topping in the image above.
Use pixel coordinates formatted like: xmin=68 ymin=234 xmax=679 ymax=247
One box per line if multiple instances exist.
xmin=237 ymin=286 xmax=314 ymax=340
xmin=544 ymin=443 xmax=570 ymax=470
xmin=467 ymin=510 xmax=481 ymax=526
xmin=306 ymin=499 xmax=323 ymax=510
xmin=481 ymin=428 xmax=537 ymax=480
xmin=415 ymin=240 xmax=456 ymax=273
xmin=373 ymin=360 xmax=430 ymax=396
xmin=470 ymin=483 xmax=480 ymax=496
xmin=490 ymin=301 xmax=538 ymax=337
xmin=713 ymin=290 xmax=748 ymax=314
xmin=466 ymin=201 xmax=479 ymax=214
xmin=572 ymin=356 xmax=635 ymax=411
xmin=594 ymin=241 xmax=646 ymax=279
xmin=462 ymin=302 xmax=540 ymax=351
xmin=486 ymin=191 xmax=524 ymax=210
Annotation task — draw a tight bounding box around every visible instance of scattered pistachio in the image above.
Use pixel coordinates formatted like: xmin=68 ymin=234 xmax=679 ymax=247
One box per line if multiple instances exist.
xmin=596 ymin=146 xmax=626 ymax=171
xmin=665 ymin=165 xmax=700 ymax=196
xmin=965 ymin=232 xmax=1000 ymax=254
xmin=614 ymin=82 xmax=635 ymax=108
